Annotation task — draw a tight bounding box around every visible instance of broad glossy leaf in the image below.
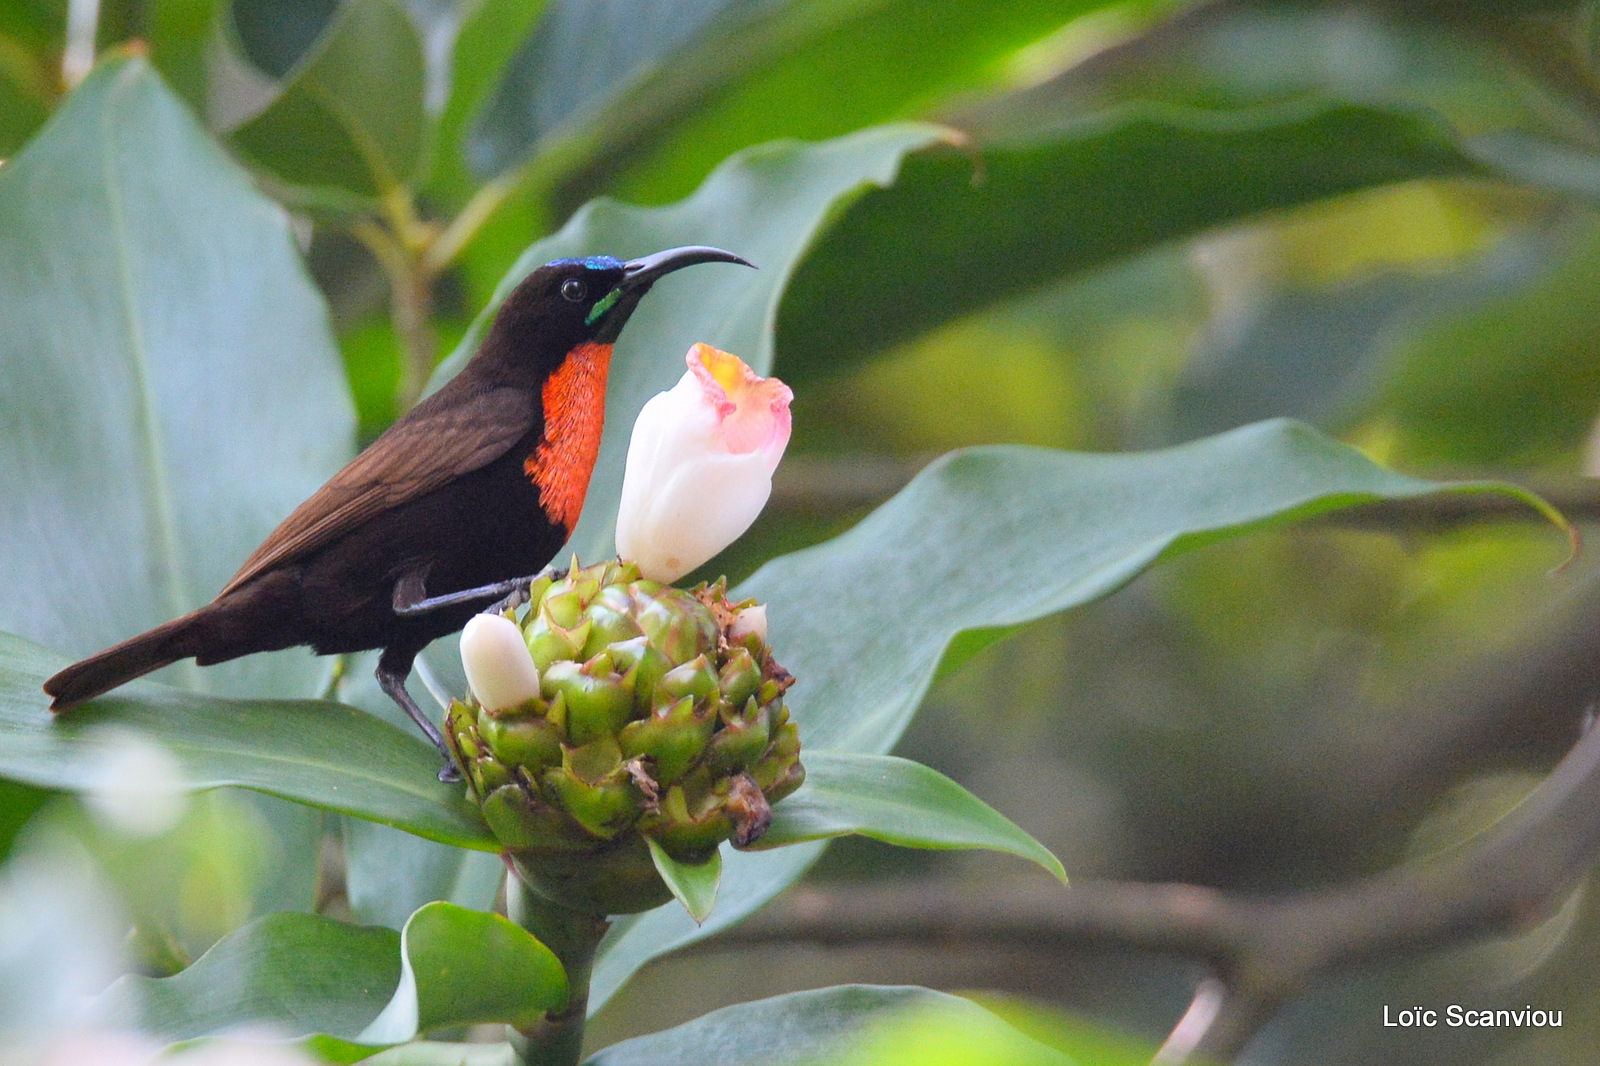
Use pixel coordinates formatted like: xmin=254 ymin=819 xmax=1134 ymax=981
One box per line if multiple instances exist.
xmin=425 ymin=0 xmax=552 ymax=200
xmin=752 ymin=421 xmax=1560 ymax=754
xmin=99 ymin=912 xmax=400 ymax=1041
xmin=429 ymin=123 xmax=950 ymax=567
xmin=230 ymin=0 xmax=427 ymax=203
xmin=360 ymin=901 xmax=567 ymax=1041
xmin=343 ymin=817 xmax=504 ymax=928
xmin=470 ymin=0 xmax=745 ymax=174
xmin=975 ymin=997 xmax=1154 ymax=1066
xmin=779 ymin=102 xmax=1482 ymax=375
xmin=588 ymin=419 xmax=1563 ymax=1009
xmin=0 ymin=55 xmax=354 ymax=913
xmin=647 ymin=837 xmax=721 ymax=924
xmin=473 ymin=0 xmax=1152 ymax=206
xmin=756 ymin=751 xmax=1067 ymax=883
xmin=1035 ymin=0 xmax=1560 ymax=137
xmin=593 ymin=0 xmax=1172 ymax=206
xmin=586 ymin=985 xmax=1021 ymax=1066
xmin=100 ymin=902 xmax=565 ymax=1047
xmin=0 ymin=55 xmax=350 ymax=690
xmin=813 ymin=995 xmax=1078 ymax=1066
xmin=0 ymin=632 xmax=496 ymax=850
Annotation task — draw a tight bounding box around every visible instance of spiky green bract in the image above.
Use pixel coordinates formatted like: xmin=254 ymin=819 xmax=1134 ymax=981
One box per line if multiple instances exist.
xmin=448 ymin=559 xmax=803 ymax=915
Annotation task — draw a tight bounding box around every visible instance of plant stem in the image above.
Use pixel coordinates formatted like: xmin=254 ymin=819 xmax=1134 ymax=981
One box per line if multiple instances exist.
xmin=353 ymin=195 xmax=441 ymax=415
xmin=390 ymin=257 xmax=437 ymax=412
xmin=505 ymin=874 xmax=610 ymax=1066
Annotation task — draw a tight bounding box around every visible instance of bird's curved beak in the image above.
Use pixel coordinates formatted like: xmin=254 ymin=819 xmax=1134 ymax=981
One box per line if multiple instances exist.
xmin=620 ymin=246 xmax=755 ymax=293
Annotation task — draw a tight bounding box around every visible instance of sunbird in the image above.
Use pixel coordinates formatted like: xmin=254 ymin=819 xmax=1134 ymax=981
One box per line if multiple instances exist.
xmin=44 ymin=246 xmax=753 ymax=778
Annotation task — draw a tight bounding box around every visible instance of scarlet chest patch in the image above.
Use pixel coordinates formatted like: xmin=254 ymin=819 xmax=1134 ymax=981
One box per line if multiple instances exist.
xmin=525 ymin=342 xmax=613 ymax=534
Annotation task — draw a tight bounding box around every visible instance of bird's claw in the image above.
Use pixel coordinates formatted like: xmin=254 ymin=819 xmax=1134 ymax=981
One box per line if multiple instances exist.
xmin=485 ymin=567 xmax=568 ymax=616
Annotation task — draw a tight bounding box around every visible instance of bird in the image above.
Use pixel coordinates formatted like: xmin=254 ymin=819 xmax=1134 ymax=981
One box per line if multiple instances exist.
xmin=44 ymin=245 xmax=753 ymax=779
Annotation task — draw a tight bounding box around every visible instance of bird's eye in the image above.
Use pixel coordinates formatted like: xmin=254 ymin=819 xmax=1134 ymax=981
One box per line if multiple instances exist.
xmin=561 ymin=278 xmax=587 ymax=302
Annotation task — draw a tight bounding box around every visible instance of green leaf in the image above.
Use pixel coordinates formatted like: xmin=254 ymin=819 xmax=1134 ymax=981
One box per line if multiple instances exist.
xmin=229 ymin=0 xmax=339 ymax=78
xmin=470 ymin=0 xmax=753 ymax=177
xmin=0 ymin=632 xmax=496 ymax=851
xmin=0 ymin=54 xmax=351 ymax=693
xmin=585 ymin=985 xmax=1032 ymax=1066
xmin=779 ymin=102 xmax=1483 ymax=375
xmin=100 ymin=903 xmax=565 ymax=1048
xmin=474 ymin=0 xmax=1154 ymax=206
xmin=230 ymin=0 xmax=427 ymax=203
xmin=360 ymin=902 xmax=568 ymax=1041
xmin=99 ymin=912 xmax=401 ymax=1041
xmin=426 ymin=0 xmax=553 ymax=202
xmin=814 ymin=994 xmax=1078 ymax=1066
xmin=973 ymin=996 xmax=1156 ymax=1066
xmin=141 ymin=0 xmax=227 ymax=113
xmin=343 ymin=817 xmax=505 ymax=928
xmin=752 ymin=422 xmax=1561 ymax=754
xmin=1052 ymin=1 xmax=1564 ymax=137
xmin=757 ymin=751 xmax=1067 ymax=884
xmin=593 ymin=0 xmax=1167 ymax=206
xmin=0 ymin=54 xmax=355 ymax=913
xmin=588 ymin=419 xmax=1564 ymax=1011
xmin=647 ymin=837 xmax=721 ymax=924
xmin=429 ymin=122 xmax=952 ymax=569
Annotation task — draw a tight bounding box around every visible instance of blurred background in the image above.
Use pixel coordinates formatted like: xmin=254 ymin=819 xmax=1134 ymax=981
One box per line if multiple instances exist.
xmin=7 ymin=0 xmax=1600 ymax=1062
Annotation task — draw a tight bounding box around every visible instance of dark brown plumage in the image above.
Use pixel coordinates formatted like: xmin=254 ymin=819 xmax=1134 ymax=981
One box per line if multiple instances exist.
xmin=43 ymin=246 xmax=751 ymax=772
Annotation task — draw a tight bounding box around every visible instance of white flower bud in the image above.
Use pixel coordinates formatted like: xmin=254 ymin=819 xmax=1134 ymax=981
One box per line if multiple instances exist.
xmin=728 ymin=603 xmax=767 ymax=644
xmin=616 ymin=344 xmax=792 ymax=582
xmin=460 ymin=614 xmax=541 ymax=712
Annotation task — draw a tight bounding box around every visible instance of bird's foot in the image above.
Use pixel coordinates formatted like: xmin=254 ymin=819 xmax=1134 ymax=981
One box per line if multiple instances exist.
xmin=376 ymin=654 xmax=465 ymax=783
xmin=486 ymin=567 xmax=568 ymax=616
xmin=391 ymin=568 xmax=567 ymax=618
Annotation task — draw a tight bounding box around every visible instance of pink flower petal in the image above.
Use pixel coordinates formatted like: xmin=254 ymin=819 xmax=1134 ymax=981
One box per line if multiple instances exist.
xmin=687 ymin=343 xmax=793 ymax=459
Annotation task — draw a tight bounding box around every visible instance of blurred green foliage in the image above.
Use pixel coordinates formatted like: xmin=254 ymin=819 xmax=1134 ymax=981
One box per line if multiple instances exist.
xmin=5 ymin=0 xmax=1600 ymax=1063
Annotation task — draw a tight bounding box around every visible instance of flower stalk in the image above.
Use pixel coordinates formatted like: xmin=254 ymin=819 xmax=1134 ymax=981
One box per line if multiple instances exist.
xmin=505 ymin=874 xmax=609 ymax=1066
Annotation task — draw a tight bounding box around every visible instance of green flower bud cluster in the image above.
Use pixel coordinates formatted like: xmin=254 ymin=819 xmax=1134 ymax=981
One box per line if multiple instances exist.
xmin=447 ymin=559 xmax=803 ymax=914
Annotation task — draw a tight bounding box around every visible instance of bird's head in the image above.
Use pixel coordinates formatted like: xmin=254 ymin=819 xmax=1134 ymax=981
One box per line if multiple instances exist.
xmin=483 ymin=246 xmax=754 ymax=375
xmin=474 ymin=246 xmax=752 ymax=535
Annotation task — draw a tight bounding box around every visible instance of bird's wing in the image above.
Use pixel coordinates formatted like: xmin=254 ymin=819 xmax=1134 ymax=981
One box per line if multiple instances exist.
xmin=219 ymin=386 xmax=536 ymax=596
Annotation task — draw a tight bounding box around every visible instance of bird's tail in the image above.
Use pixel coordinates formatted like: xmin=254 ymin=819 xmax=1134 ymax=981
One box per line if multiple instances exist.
xmin=43 ymin=612 xmax=204 ymax=710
